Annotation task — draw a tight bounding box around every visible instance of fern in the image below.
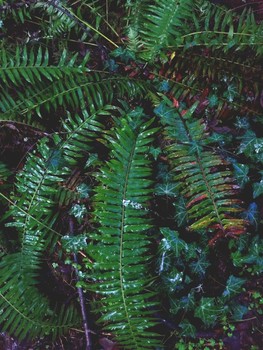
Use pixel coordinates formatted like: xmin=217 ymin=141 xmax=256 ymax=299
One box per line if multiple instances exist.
xmin=0 ymin=137 xmax=79 ymax=340
xmin=0 ymin=106 xmax=108 ymax=340
xmin=155 ymin=101 xmax=247 ymax=244
xmin=85 ymin=111 xmax=161 ymax=349
xmin=0 ymin=68 xmax=146 ymax=124
xmin=0 ymin=46 xmax=88 ymax=87
xmin=138 ymin=0 xmax=193 ymax=60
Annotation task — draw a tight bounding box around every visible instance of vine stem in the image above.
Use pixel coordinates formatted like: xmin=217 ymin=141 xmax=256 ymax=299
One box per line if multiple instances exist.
xmin=69 ymin=218 xmax=92 ymax=350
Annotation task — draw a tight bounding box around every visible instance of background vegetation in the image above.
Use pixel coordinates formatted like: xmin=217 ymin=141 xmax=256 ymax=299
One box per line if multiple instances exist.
xmin=0 ymin=0 xmax=262 ymax=349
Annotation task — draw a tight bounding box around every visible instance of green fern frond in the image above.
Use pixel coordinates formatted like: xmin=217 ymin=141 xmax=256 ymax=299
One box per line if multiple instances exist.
xmin=0 ymin=252 xmax=79 ymax=340
xmin=85 ymin=112 xmax=161 ymax=349
xmin=34 ymin=0 xmax=76 ymax=36
xmin=0 ymin=46 xmax=88 ymax=87
xmin=0 ymin=72 xmax=146 ymax=122
xmin=139 ymin=0 xmax=193 ymax=60
xmin=155 ymin=101 xmax=247 ymax=244
xmin=180 ymin=1 xmax=263 ymax=54
xmin=0 ymin=107 xmax=107 ymax=340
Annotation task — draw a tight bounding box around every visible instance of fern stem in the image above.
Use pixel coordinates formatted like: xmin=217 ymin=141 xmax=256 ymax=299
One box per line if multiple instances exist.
xmin=119 ymin=136 xmax=140 ymax=348
xmin=69 ymin=218 xmax=92 ymax=350
xmin=181 ymin=30 xmax=257 ymax=39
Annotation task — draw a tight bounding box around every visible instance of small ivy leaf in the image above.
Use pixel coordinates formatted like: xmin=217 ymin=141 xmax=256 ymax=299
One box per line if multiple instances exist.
xmin=104 ymin=58 xmax=119 ymax=72
xmin=47 ymin=149 xmax=65 ymax=171
xmin=157 ymin=80 xmax=170 ymax=92
xmin=174 ymin=196 xmax=189 ymax=227
xmin=235 ymin=116 xmax=250 ymax=130
xmin=230 ymin=303 xmax=248 ymax=321
xmin=85 ymin=153 xmax=99 ymax=168
xmin=238 ymin=131 xmax=263 ymax=163
xmin=233 ymin=163 xmax=249 ymax=188
xmin=253 ymin=177 xmax=263 ymax=199
xmin=62 ymin=234 xmax=87 ymax=253
xmin=155 ymin=182 xmax=178 ymax=197
xmin=69 ymin=204 xmax=87 ymax=223
xmin=223 ymin=83 xmax=238 ymax=103
xmin=111 ymin=47 xmax=136 ymax=63
xmin=154 ymin=102 xmax=175 ymax=125
xmin=194 ymin=298 xmax=220 ymax=327
xmin=231 ymin=251 xmax=244 ymax=267
xmin=160 ymin=228 xmax=188 ymax=256
xmin=162 ymin=269 xmax=184 ymax=292
xmin=156 ymin=163 xmax=173 ymax=182
xmin=179 ymin=320 xmax=196 ymax=338
xmin=242 ymin=202 xmax=259 ymax=228
xmin=189 ymin=254 xmax=210 ymax=277
xmin=149 ymin=146 xmax=162 ymax=160
xmin=223 ymin=275 xmax=245 ymax=298
xmin=208 ymin=94 xmax=218 ymax=107
xmin=76 ymin=183 xmax=91 ymax=199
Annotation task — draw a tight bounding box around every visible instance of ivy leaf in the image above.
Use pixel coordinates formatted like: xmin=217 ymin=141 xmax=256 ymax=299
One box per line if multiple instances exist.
xmin=238 ymin=131 xmax=263 ymax=163
xmin=170 ymin=292 xmax=195 ymax=314
xmin=155 ymin=182 xmax=178 ymax=197
xmin=69 ymin=204 xmax=87 ymax=223
xmin=174 ymin=196 xmax=189 ymax=227
xmin=208 ymin=94 xmax=218 ymax=107
xmin=47 ymin=149 xmax=65 ymax=170
xmin=242 ymin=202 xmax=259 ymax=228
xmin=179 ymin=320 xmax=196 ymax=337
xmin=253 ymin=173 xmax=263 ymax=198
xmin=62 ymin=234 xmax=87 ymax=253
xmin=190 ymin=254 xmax=210 ymax=277
xmin=154 ymin=101 xmax=175 ymax=125
xmin=149 ymin=146 xmax=162 ymax=160
xmin=157 ymin=80 xmax=170 ymax=92
xmin=160 ymin=228 xmax=187 ymax=256
xmin=230 ymin=304 xmax=248 ymax=321
xmin=76 ymin=183 xmax=91 ymax=199
xmin=111 ymin=47 xmax=136 ymax=63
xmin=233 ymin=163 xmax=249 ymax=188
xmin=223 ymin=275 xmax=245 ymax=298
xmin=194 ymin=298 xmax=221 ymax=327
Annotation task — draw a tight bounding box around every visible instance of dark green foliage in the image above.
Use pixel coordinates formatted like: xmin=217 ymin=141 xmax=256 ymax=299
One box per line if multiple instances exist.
xmin=0 ymin=0 xmax=262 ymax=348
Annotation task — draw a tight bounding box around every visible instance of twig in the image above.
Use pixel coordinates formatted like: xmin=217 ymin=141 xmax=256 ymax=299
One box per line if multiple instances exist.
xmin=69 ymin=218 xmax=92 ymax=350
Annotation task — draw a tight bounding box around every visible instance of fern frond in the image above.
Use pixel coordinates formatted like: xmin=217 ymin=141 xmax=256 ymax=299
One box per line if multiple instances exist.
xmin=0 ymin=73 xmax=146 ymax=122
xmin=86 ymin=112 xmax=161 ymax=349
xmin=138 ymin=0 xmax=193 ymax=60
xmin=155 ymin=101 xmax=247 ymax=244
xmin=180 ymin=1 xmax=263 ymax=54
xmin=0 ymin=46 xmax=88 ymax=87
xmin=0 ymin=253 xmax=79 ymax=340
xmin=0 ymin=107 xmax=107 ymax=340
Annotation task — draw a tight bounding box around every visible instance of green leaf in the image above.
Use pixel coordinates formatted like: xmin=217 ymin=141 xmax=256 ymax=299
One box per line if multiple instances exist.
xmin=160 ymin=228 xmax=187 ymax=256
xmin=194 ymin=298 xmax=221 ymax=327
xmin=223 ymin=275 xmax=245 ymax=298
xmin=233 ymin=163 xmax=249 ymax=188
xmin=179 ymin=319 xmax=196 ymax=337
xmin=62 ymin=234 xmax=87 ymax=253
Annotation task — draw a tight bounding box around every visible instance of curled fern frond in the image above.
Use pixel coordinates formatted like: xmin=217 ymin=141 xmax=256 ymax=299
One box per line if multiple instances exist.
xmin=155 ymin=101 xmax=247 ymax=244
xmin=0 ymin=107 xmax=107 ymax=340
xmin=85 ymin=112 xmax=161 ymax=349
